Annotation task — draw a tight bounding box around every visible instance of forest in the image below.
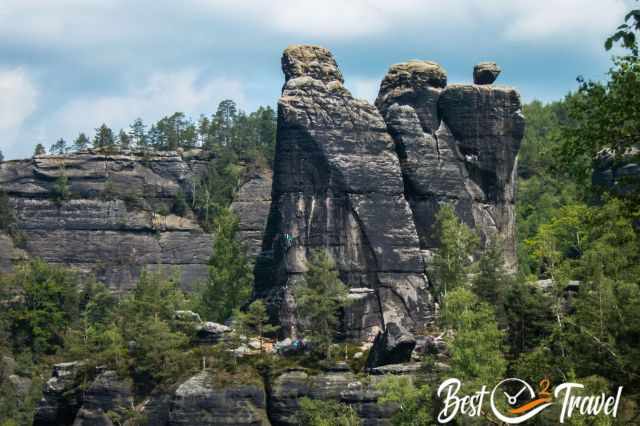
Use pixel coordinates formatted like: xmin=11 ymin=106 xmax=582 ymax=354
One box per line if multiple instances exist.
xmin=1 ymin=9 xmax=640 ymax=426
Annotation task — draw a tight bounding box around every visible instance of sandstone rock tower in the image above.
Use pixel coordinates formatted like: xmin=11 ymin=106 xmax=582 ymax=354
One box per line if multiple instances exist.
xmin=376 ymin=60 xmax=524 ymax=269
xmin=255 ymin=47 xmax=524 ymax=347
xmin=254 ymin=46 xmax=433 ymax=342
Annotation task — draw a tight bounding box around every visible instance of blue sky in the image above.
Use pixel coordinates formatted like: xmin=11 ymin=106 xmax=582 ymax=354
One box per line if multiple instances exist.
xmin=0 ymin=0 xmax=634 ymax=159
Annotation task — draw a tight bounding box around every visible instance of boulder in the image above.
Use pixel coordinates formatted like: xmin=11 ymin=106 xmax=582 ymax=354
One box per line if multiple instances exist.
xmin=473 ymin=62 xmax=501 ymax=85
xmin=366 ymin=322 xmax=416 ymax=369
xmin=254 ymin=45 xmax=432 ymax=342
xmin=195 ymin=322 xmax=232 ymax=344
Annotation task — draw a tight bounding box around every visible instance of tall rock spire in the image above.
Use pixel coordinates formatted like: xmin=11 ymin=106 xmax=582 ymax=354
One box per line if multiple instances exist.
xmin=376 ymin=60 xmax=524 ymax=269
xmin=254 ymin=45 xmax=433 ymax=344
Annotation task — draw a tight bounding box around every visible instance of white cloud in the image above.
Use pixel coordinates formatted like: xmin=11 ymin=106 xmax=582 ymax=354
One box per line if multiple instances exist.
xmin=195 ymin=0 xmax=629 ymax=47
xmin=49 ymin=69 xmax=247 ymax=141
xmin=0 ymin=67 xmax=38 ymax=130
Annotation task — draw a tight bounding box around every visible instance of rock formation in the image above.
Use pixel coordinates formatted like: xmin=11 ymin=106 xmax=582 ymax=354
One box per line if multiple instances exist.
xmin=0 ymin=151 xmax=270 ymax=291
xmin=36 ymin=363 xmax=422 ymax=426
xmin=72 ymin=370 xmax=133 ymax=426
xmin=254 ymin=45 xmax=433 ymax=345
xmin=473 ymin=61 xmax=501 ymax=85
xmin=376 ymin=60 xmax=524 ymax=268
xmin=230 ymin=169 xmax=273 ymax=257
xmin=168 ymin=372 xmax=269 ymax=425
xmin=255 ymin=46 xmax=523 ymax=351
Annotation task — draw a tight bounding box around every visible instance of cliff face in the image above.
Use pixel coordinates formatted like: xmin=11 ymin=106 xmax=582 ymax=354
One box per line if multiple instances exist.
xmin=254 ymin=45 xmax=433 ymax=343
xmin=255 ymin=46 xmax=523 ymax=342
xmin=0 ymin=151 xmax=271 ymax=291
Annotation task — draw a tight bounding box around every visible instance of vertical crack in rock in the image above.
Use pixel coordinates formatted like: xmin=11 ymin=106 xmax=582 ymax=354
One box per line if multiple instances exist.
xmin=254 ymin=45 xmax=430 ymax=345
xmin=376 ymin=60 xmax=524 ymax=270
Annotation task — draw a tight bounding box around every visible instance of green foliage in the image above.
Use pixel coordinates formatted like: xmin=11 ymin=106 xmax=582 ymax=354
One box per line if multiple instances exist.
xmin=1 ymin=260 xmax=80 ymax=357
xmin=172 ymin=188 xmax=188 ymax=216
xmin=73 ymin=133 xmax=90 ymax=151
xmin=93 ymin=124 xmax=116 ymax=151
xmin=33 ymin=144 xmax=46 ymax=156
xmin=516 ymin=99 xmax=578 ymax=274
xmin=117 ymin=129 xmax=131 ymax=150
xmin=52 ymin=174 xmax=70 ymax=202
xmin=129 ymin=118 xmax=147 ymax=149
xmin=430 ymin=204 xmax=479 ymax=299
xmin=294 ymin=250 xmax=350 ymax=358
xmin=295 ymin=397 xmax=361 ymax=426
xmin=605 ymin=7 xmax=640 ymax=54
xmin=50 ymin=138 xmax=68 ymax=155
xmin=196 ymin=208 xmax=252 ymax=323
xmin=441 ymin=288 xmax=507 ymax=391
xmin=376 ymin=376 xmax=433 ymax=426
xmin=234 ymin=300 xmax=278 ymax=353
xmin=557 ymin=54 xmax=640 ymax=205
xmin=191 ymin=148 xmax=244 ymax=229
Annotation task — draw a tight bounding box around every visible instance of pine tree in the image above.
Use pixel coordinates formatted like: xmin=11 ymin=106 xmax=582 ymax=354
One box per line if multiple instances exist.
xmin=73 ymin=133 xmax=90 ymax=152
xmin=294 ymin=250 xmax=350 ymax=358
xmin=196 ymin=208 xmax=252 ymax=322
xmin=442 ymin=287 xmax=507 ymax=394
xmin=431 ymin=204 xmax=479 ymax=299
xmin=234 ymin=300 xmax=278 ymax=353
xmin=93 ymin=124 xmax=116 ymax=151
xmin=198 ymin=115 xmax=210 ymax=147
xmin=50 ymin=138 xmax=68 ymax=155
xmin=472 ymin=240 xmax=512 ymax=326
xmin=33 ymin=143 xmax=46 ymax=156
xmin=0 ymin=149 xmax=4 ymax=162
xmin=129 ymin=118 xmax=147 ymax=149
xmin=117 ymin=129 xmax=131 ymax=150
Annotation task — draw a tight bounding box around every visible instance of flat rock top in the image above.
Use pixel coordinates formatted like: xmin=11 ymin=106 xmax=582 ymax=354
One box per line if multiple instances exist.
xmin=381 ymin=60 xmax=447 ymax=90
xmin=282 ymin=44 xmax=344 ymax=83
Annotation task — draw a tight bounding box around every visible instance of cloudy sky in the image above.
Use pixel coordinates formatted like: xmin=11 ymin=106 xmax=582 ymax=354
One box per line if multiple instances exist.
xmin=0 ymin=0 xmax=633 ymax=159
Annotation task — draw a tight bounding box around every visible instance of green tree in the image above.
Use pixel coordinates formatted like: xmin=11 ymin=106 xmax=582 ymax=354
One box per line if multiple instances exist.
xmin=472 ymin=240 xmax=512 ymax=325
xmin=129 ymin=317 xmax=189 ymax=388
xmin=33 ymin=144 xmax=46 ymax=156
xmin=376 ymin=376 xmax=433 ymax=426
xmin=173 ymin=189 xmax=188 ymax=216
xmin=129 ymin=118 xmax=147 ymax=149
xmin=93 ymin=124 xmax=116 ymax=151
xmin=234 ymin=300 xmax=278 ymax=353
xmin=0 ymin=149 xmax=3 ymax=162
xmin=441 ymin=288 xmax=507 ymax=393
xmin=117 ymin=129 xmax=131 ymax=150
xmin=430 ymin=204 xmax=479 ymax=299
xmin=50 ymin=138 xmax=68 ymax=155
xmin=196 ymin=208 xmax=252 ymax=323
xmin=2 ymin=260 xmax=80 ymax=356
xmin=53 ymin=174 xmax=70 ymax=202
xmin=295 ymin=397 xmax=361 ymax=426
xmin=294 ymin=250 xmax=350 ymax=358
xmin=73 ymin=133 xmax=90 ymax=152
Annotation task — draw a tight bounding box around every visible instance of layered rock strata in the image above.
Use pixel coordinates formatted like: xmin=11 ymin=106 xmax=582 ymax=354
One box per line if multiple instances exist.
xmin=0 ymin=151 xmax=271 ymax=291
xmin=376 ymin=59 xmax=524 ymax=268
xmin=254 ymin=45 xmax=433 ymax=343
